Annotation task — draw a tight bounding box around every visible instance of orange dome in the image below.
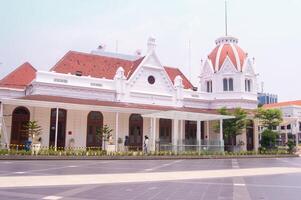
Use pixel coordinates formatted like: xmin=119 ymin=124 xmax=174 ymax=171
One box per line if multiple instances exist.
xmin=208 ymin=36 xmax=247 ymax=72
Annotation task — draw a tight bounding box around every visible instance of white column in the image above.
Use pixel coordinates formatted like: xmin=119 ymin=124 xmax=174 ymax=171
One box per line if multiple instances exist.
xmin=115 ymin=112 xmax=119 ymax=151
xmin=297 ymin=121 xmax=299 ymax=147
xmin=220 ymin=119 xmax=224 ymax=149
xmin=179 ymin=120 xmax=183 ymax=151
xmin=0 ymin=102 xmax=3 ymax=144
xmin=173 ymin=119 xmax=179 ymax=152
xmin=197 ymin=120 xmax=201 ymax=150
xmin=55 ymin=107 xmax=59 ymax=150
xmin=152 ymin=117 xmax=156 ymax=151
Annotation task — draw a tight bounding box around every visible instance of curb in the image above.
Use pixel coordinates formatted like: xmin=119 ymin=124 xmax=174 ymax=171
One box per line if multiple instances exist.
xmin=0 ymin=154 xmax=298 ymax=160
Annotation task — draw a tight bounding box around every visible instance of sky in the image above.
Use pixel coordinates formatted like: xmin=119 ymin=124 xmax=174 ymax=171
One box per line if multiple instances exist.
xmin=0 ymin=0 xmax=300 ymax=101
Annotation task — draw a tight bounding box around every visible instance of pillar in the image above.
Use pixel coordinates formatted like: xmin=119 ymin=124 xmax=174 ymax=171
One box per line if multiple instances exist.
xmin=220 ymin=119 xmax=224 ymax=150
xmin=173 ymin=119 xmax=179 ymax=152
xmin=179 ymin=120 xmax=184 ymax=152
xmin=55 ymin=107 xmax=59 ymax=150
xmin=115 ymin=112 xmax=119 ymax=151
xmin=152 ymin=117 xmax=156 ymax=151
xmin=0 ymin=102 xmax=3 ymax=144
xmin=197 ymin=120 xmax=201 ymax=151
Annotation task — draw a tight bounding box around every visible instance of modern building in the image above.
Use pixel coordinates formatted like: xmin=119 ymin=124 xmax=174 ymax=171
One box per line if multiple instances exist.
xmin=258 ymin=92 xmax=278 ymax=106
xmin=0 ymin=36 xmax=259 ymax=152
xmin=263 ymin=101 xmax=301 ymax=145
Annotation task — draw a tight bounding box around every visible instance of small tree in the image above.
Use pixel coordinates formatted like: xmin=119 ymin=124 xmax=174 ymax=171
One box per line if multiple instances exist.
xmin=23 ymin=120 xmax=42 ymax=144
xmin=216 ymin=107 xmax=247 ymax=148
xmin=260 ymin=129 xmax=277 ymax=149
xmin=256 ymin=108 xmax=282 ymax=149
xmin=96 ymin=124 xmax=113 ymax=150
xmin=255 ymin=108 xmax=282 ymax=130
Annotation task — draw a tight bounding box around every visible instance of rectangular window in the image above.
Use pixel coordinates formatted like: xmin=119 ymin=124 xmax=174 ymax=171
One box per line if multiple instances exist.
xmin=229 ymin=78 xmax=233 ymax=91
xmin=223 ymin=79 xmax=228 ymax=91
xmin=206 ymin=81 xmax=212 ymax=93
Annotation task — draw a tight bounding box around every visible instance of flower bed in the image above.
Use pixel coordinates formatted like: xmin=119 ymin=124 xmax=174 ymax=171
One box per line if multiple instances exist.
xmin=0 ymin=147 xmax=295 ymax=159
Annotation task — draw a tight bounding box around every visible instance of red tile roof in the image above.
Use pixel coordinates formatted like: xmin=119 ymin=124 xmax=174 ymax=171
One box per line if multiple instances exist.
xmin=51 ymin=51 xmax=193 ymax=89
xmin=51 ymin=51 xmax=144 ymax=79
xmin=0 ymin=62 xmax=36 ymax=89
xmin=208 ymin=43 xmax=247 ymax=71
xmin=263 ymin=100 xmax=301 ymax=109
xmin=164 ymin=66 xmax=193 ymax=89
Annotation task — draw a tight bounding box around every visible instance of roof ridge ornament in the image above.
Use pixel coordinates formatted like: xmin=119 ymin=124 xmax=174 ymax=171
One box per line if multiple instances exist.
xmin=147 ymin=37 xmax=156 ymax=53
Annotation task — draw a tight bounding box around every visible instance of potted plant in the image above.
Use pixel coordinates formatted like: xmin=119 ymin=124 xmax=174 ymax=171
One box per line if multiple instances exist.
xmin=23 ymin=120 xmax=42 ymax=155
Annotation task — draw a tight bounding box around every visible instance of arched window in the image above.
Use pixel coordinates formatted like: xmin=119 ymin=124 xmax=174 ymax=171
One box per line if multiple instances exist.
xmin=223 ymin=78 xmax=228 ymax=91
xmin=223 ymin=78 xmax=234 ymax=91
xmin=229 ymin=78 xmax=233 ymax=91
xmin=245 ymin=79 xmax=252 ymax=92
xmin=11 ymin=106 xmax=30 ymax=146
xmin=86 ymin=111 xmax=103 ymax=148
xmin=129 ymin=114 xmax=143 ymax=150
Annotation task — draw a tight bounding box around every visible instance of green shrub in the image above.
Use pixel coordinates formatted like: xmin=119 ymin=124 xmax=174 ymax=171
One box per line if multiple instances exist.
xmin=286 ymin=139 xmax=296 ymax=154
xmin=261 ymin=129 xmax=277 ymax=149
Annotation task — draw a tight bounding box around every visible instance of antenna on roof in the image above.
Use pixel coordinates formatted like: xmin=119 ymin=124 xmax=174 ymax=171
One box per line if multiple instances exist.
xmin=188 ymin=39 xmax=191 ymax=80
xmin=115 ymin=40 xmax=119 ymax=53
xmin=225 ymin=0 xmax=228 ymax=36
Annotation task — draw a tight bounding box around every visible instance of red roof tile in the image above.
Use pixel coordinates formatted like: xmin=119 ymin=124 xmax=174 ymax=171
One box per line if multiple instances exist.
xmin=208 ymin=44 xmax=247 ymax=71
xmin=263 ymin=100 xmax=301 ymax=109
xmin=208 ymin=45 xmax=220 ymax=68
xmin=164 ymin=66 xmax=194 ymax=89
xmin=51 ymin=51 xmax=144 ymax=80
xmin=0 ymin=62 xmax=36 ymax=89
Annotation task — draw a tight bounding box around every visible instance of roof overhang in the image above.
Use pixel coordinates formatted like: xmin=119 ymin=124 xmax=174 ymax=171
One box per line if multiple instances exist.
xmin=142 ymin=110 xmax=234 ymax=121
xmin=0 ymin=95 xmax=234 ymax=121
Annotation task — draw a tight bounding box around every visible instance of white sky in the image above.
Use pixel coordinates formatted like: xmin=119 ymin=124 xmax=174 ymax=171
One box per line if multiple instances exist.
xmin=0 ymin=0 xmax=300 ymax=101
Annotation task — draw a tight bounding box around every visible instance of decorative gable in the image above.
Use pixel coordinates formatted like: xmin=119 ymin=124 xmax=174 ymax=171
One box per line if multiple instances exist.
xmin=243 ymin=59 xmax=255 ymax=75
xmin=200 ymin=60 xmax=214 ymax=76
xmin=218 ymin=56 xmax=238 ymax=74
xmin=128 ymin=52 xmax=175 ymax=96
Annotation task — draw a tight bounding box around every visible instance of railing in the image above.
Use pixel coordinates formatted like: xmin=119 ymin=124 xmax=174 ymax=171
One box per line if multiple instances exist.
xmin=156 ymin=139 xmax=224 ymax=152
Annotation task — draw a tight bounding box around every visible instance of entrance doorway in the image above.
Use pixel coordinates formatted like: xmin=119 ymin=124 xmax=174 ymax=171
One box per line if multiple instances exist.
xmin=159 ymin=118 xmax=172 ymax=151
xmin=86 ymin=111 xmax=103 ymax=148
xmin=49 ymin=108 xmax=67 ymax=149
xmin=129 ymin=114 xmax=143 ymax=150
xmin=10 ymin=107 xmax=30 ymax=146
xmin=185 ymin=121 xmax=197 ymax=150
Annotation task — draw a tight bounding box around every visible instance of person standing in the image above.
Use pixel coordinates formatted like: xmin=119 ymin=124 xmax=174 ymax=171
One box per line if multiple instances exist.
xmin=144 ymin=135 xmax=149 ymax=154
xmin=124 ymin=136 xmax=129 ymax=151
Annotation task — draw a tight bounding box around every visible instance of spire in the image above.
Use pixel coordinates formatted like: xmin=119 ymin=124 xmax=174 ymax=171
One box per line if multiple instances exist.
xmin=225 ymin=0 xmax=228 ymax=36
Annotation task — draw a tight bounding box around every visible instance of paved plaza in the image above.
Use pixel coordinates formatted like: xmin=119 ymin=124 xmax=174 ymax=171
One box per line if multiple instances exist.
xmin=0 ymin=157 xmax=301 ymax=199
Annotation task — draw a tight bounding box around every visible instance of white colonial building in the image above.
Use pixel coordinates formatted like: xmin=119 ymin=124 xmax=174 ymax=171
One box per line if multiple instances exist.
xmin=263 ymin=101 xmax=301 ymax=146
xmin=0 ymin=36 xmax=259 ymax=152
